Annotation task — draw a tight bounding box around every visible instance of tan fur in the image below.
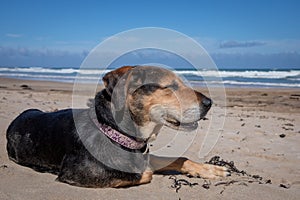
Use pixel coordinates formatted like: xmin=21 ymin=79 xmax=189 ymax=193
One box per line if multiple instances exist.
xmin=103 ymin=66 xmax=229 ymax=187
xmin=112 ymin=171 xmax=153 ymax=188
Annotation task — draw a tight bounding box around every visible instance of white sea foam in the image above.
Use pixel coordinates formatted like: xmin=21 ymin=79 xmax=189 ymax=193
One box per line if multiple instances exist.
xmin=0 ymin=67 xmax=299 ymax=88
xmin=0 ymin=67 xmax=299 ymax=79
xmin=0 ymin=73 xmax=100 ymax=82
xmin=191 ymin=80 xmax=300 ymax=88
xmin=221 ymin=80 xmax=300 ymax=88
xmin=175 ymin=70 xmax=300 ymax=79
xmin=0 ymin=67 xmax=110 ymax=75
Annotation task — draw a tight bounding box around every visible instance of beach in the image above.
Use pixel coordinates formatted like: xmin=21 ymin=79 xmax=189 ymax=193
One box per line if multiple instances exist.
xmin=0 ymin=77 xmax=299 ymax=200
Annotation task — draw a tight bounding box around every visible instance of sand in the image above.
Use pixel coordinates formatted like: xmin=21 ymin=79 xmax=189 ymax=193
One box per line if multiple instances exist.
xmin=0 ymin=77 xmax=299 ymax=200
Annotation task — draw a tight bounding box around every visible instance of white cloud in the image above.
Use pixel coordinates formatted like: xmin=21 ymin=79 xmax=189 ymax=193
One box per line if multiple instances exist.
xmin=219 ymin=40 xmax=266 ymax=48
xmin=211 ymin=52 xmax=300 ymax=69
xmin=0 ymin=46 xmax=86 ymax=67
xmin=5 ymin=33 xmax=23 ymax=38
xmin=194 ymin=38 xmax=300 ymax=55
xmin=1 ymin=36 xmax=300 ymax=69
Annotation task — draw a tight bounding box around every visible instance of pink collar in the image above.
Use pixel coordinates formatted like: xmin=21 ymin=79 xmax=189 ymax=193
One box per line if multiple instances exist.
xmin=92 ymin=118 xmax=146 ymax=150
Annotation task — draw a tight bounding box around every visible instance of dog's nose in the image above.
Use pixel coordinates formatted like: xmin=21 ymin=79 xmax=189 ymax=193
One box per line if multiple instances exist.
xmin=202 ymin=97 xmax=212 ymax=107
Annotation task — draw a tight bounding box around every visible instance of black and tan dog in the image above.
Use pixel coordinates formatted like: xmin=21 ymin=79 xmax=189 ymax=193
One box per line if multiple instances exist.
xmin=6 ymin=66 xmax=229 ymax=188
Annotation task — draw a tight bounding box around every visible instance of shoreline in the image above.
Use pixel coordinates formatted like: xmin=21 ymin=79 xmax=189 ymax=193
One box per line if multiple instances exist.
xmin=1 ymin=77 xmax=299 ymax=114
xmin=1 ymin=76 xmax=300 ymax=90
xmin=1 ymin=65 xmax=300 ymax=89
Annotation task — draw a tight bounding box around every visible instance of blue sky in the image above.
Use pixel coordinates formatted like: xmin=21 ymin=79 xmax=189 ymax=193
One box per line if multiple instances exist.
xmin=0 ymin=0 xmax=300 ymax=69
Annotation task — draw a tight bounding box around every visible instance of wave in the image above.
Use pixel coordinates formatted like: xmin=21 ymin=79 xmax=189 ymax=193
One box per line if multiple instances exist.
xmin=221 ymin=80 xmax=300 ymax=88
xmin=0 ymin=66 xmax=299 ymax=88
xmin=190 ymin=80 xmax=300 ymax=88
xmin=0 ymin=67 xmax=110 ymax=75
xmin=0 ymin=73 xmax=100 ymax=82
xmin=1 ymin=67 xmax=299 ymax=79
xmin=175 ymin=70 xmax=300 ymax=79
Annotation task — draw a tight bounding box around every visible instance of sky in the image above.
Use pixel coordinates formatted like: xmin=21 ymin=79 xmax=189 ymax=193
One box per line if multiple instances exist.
xmin=0 ymin=0 xmax=300 ymax=69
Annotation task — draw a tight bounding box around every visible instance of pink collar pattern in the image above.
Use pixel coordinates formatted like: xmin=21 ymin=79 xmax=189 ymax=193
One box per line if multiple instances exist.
xmin=92 ymin=118 xmax=145 ymax=150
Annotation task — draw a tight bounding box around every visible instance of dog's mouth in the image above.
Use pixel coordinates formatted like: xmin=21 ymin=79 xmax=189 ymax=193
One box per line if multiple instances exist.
xmin=163 ymin=117 xmax=199 ymax=131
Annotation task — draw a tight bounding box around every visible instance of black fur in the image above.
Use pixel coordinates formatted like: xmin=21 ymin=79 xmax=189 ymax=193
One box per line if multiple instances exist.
xmin=6 ymin=89 xmax=148 ymax=188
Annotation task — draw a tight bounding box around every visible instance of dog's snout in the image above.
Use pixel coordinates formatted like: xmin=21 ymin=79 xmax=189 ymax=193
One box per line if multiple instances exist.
xmin=196 ymin=92 xmax=212 ymax=108
xmin=202 ymin=97 xmax=212 ymax=107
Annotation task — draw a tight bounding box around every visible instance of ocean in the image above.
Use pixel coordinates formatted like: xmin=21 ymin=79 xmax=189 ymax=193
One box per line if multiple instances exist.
xmin=0 ymin=66 xmax=300 ymax=88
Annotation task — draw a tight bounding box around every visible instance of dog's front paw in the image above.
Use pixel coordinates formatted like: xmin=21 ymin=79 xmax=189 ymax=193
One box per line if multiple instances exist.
xmin=182 ymin=160 xmax=230 ymax=179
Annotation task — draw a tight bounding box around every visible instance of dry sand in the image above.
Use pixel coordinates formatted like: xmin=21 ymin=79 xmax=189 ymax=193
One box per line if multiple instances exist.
xmin=0 ymin=77 xmax=299 ymax=200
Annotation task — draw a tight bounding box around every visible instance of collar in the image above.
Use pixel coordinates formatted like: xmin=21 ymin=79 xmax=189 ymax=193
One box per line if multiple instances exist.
xmin=91 ymin=117 xmax=146 ymax=150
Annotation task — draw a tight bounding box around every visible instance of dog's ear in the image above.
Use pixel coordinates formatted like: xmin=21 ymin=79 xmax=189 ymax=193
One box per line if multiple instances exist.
xmin=102 ymin=66 xmax=135 ymax=96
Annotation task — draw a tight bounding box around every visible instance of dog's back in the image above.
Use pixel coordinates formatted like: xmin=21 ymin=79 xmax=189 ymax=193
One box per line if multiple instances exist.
xmin=6 ymin=109 xmax=75 ymax=173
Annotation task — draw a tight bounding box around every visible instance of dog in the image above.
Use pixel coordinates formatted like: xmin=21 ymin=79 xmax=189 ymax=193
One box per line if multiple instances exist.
xmin=6 ymin=66 xmax=229 ymax=188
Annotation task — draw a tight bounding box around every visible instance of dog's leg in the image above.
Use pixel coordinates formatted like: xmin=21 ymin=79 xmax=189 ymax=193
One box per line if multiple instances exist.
xmin=112 ymin=171 xmax=153 ymax=188
xmin=150 ymin=155 xmax=229 ymax=179
xmin=59 ymin=152 xmax=153 ymax=188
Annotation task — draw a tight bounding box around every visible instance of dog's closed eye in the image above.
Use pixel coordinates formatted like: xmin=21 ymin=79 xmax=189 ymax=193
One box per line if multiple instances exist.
xmin=163 ymin=81 xmax=179 ymax=91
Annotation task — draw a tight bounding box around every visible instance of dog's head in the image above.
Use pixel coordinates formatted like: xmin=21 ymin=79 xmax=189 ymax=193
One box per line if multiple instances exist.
xmin=102 ymin=66 xmax=212 ymax=142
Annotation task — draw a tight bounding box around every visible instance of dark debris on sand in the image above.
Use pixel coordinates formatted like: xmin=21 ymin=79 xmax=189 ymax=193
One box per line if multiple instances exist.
xmin=206 ymin=156 xmax=246 ymax=175
xmin=206 ymin=156 xmax=272 ymax=185
xmin=20 ymin=84 xmax=32 ymax=90
xmin=169 ymin=156 xmax=274 ymax=194
xmin=169 ymin=175 xmax=198 ymax=193
xmin=279 ymin=183 xmax=291 ymax=189
xmin=0 ymin=165 xmax=8 ymax=170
